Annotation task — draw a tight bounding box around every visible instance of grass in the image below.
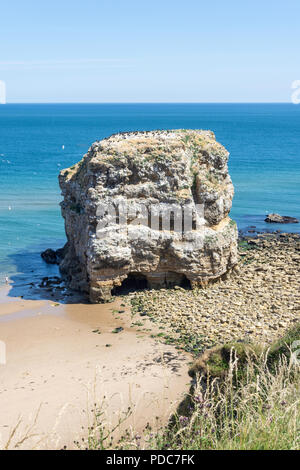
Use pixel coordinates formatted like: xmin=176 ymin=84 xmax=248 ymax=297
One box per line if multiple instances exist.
xmin=160 ymin=353 xmax=299 ymax=450
xmin=83 ymin=324 xmax=300 ymax=450
xmin=6 ymin=324 xmax=298 ymax=450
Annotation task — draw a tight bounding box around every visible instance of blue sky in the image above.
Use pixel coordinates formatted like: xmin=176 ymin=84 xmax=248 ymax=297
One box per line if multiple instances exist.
xmin=0 ymin=0 xmax=299 ymax=102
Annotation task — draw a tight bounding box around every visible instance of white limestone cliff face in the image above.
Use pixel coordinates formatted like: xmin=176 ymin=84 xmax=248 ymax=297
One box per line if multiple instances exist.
xmin=59 ymin=130 xmax=238 ymax=302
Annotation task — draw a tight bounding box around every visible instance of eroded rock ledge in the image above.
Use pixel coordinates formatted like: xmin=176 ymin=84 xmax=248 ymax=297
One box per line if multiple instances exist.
xmin=59 ymin=130 xmax=238 ymax=302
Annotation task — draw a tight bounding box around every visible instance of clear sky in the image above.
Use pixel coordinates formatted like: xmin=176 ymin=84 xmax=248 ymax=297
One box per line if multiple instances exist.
xmin=0 ymin=0 xmax=299 ymax=103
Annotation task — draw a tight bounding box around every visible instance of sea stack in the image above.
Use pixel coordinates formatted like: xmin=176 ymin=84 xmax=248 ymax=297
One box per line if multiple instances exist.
xmin=59 ymin=130 xmax=238 ymax=302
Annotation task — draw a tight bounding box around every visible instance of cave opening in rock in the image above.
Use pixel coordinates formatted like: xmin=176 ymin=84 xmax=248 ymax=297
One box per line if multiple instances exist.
xmin=179 ymin=275 xmax=191 ymax=289
xmin=112 ymin=273 xmax=148 ymax=296
xmin=112 ymin=271 xmax=191 ymax=296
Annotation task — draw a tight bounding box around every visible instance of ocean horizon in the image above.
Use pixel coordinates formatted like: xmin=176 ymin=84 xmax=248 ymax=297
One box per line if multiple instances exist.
xmin=0 ymin=103 xmax=299 ymax=287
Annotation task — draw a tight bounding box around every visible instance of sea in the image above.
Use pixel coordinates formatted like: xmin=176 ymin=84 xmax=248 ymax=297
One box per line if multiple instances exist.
xmin=0 ymin=103 xmax=299 ymax=288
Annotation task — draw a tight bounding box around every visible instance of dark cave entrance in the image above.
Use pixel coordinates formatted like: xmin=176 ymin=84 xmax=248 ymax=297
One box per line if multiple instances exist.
xmin=112 ymin=272 xmax=148 ymax=296
xmin=179 ymin=275 xmax=191 ymax=289
xmin=112 ymin=271 xmax=191 ymax=296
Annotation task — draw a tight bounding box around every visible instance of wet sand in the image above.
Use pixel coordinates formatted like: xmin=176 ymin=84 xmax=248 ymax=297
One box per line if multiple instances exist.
xmin=0 ymin=286 xmax=191 ymax=449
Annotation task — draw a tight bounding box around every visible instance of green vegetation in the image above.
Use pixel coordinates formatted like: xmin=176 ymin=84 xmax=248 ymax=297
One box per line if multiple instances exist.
xmin=238 ymin=239 xmax=256 ymax=251
xmin=130 ymin=296 xmax=208 ymax=355
xmin=182 ymin=134 xmax=192 ymax=144
xmin=204 ymin=235 xmax=218 ymax=245
xmin=111 ymin=327 xmax=124 ymax=334
xmin=83 ymin=324 xmax=300 ymax=450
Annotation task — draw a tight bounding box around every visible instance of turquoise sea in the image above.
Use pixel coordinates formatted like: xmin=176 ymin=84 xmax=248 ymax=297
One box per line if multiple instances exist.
xmin=0 ymin=104 xmax=299 ymax=288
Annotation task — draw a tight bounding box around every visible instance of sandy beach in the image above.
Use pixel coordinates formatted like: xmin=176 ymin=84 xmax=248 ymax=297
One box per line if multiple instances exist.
xmin=0 ymin=285 xmax=191 ymax=450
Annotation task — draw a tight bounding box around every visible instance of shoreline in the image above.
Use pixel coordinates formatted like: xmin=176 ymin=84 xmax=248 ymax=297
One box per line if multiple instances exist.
xmin=0 ymin=285 xmax=191 ymax=450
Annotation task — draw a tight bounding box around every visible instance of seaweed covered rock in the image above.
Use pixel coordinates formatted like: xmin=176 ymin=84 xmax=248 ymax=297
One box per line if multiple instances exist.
xmin=59 ymin=130 xmax=238 ymax=302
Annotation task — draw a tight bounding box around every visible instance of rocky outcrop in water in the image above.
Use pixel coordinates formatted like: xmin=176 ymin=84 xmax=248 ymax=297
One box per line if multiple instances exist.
xmin=59 ymin=130 xmax=238 ymax=302
xmin=41 ymin=247 xmax=67 ymax=265
xmin=265 ymin=213 xmax=299 ymax=224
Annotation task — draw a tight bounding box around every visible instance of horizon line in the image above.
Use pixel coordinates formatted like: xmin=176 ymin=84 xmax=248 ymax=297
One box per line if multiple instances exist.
xmin=0 ymin=101 xmax=294 ymax=105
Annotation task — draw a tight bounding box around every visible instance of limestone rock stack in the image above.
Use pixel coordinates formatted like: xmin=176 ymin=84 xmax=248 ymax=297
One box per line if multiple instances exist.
xmin=59 ymin=130 xmax=238 ymax=302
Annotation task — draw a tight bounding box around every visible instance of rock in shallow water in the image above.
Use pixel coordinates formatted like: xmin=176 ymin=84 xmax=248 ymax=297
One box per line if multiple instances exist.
xmin=265 ymin=213 xmax=299 ymax=224
xmin=41 ymin=247 xmax=67 ymax=265
xmin=59 ymin=130 xmax=238 ymax=302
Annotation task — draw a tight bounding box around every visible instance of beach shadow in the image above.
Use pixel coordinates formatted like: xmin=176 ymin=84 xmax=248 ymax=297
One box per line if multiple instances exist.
xmin=6 ymin=248 xmax=87 ymax=304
